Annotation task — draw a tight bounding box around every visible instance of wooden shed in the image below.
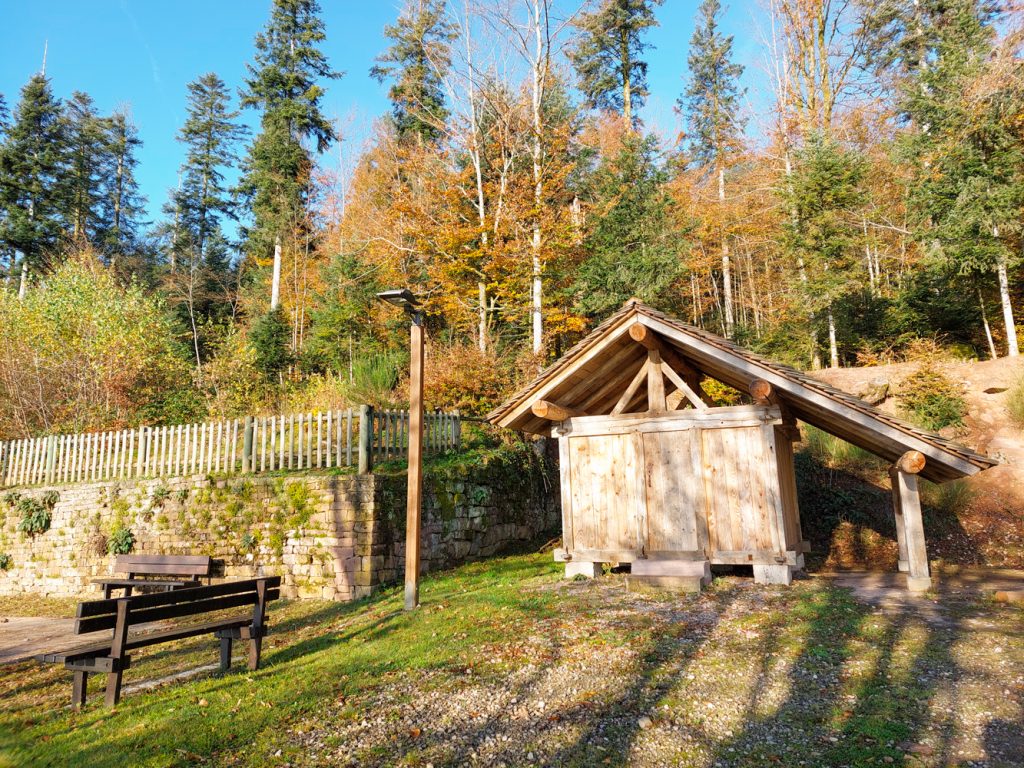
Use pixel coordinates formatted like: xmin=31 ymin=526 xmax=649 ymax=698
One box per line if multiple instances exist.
xmin=487 ymin=300 xmax=996 ymax=592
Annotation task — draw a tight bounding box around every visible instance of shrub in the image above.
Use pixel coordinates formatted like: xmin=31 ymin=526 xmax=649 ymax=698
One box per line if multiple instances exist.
xmin=1006 ymin=377 xmax=1024 ymax=428
xmin=0 ymin=553 xmax=12 ymax=571
xmin=16 ymin=498 xmax=51 ymax=537
xmin=0 ymin=255 xmax=194 ymax=436
xmin=898 ymin=366 xmax=967 ymax=431
xmin=803 ymin=425 xmax=879 ymax=468
xmin=107 ymin=526 xmax=135 ymax=555
xmin=921 ymin=479 xmax=975 ymax=518
xmin=418 ymin=343 xmax=510 ymax=416
xmin=241 ymin=532 xmax=259 ymax=552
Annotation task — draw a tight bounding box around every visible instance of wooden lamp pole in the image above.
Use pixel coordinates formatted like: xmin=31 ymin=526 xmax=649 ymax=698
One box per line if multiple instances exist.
xmin=404 ymin=308 xmax=425 ymax=610
xmin=377 ymin=289 xmax=425 ymax=611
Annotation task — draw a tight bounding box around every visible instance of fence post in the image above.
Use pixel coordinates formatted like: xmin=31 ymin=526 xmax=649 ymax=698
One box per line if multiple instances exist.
xmin=358 ymin=404 xmax=373 ymax=475
xmin=45 ymin=435 xmax=57 ymax=484
xmin=136 ymin=426 xmax=147 ymax=477
xmin=242 ymin=416 xmax=253 ymax=473
xmin=453 ymin=410 xmax=461 ymax=451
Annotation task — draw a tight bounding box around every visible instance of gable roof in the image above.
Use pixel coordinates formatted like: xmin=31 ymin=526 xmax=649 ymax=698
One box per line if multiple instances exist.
xmin=487 ymin=300 xmax=996 ymax=484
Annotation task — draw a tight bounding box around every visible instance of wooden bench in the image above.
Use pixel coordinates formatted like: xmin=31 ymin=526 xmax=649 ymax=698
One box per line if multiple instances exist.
xmin=92 ymin=554 xmax=214 ymax=598
xmin=36 ymin=576 xmax=280 ymax=709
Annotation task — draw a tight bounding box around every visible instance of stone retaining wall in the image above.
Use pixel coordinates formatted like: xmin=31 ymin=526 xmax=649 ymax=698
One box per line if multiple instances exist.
xmin=0 ymin=446 xmax=558 ymax=600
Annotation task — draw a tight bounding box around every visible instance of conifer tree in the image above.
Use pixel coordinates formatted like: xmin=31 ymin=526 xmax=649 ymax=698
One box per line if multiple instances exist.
xmin=574 ymin=133 xmax=681 ymax=316
xmin=173 ymin=73 xmax=247 ymax=259
xmin=62 ymin=91 xmax=107 ymax=243
xmin=681 ymin=0 xmax=745 ymax=337
xmin=96 ymin=109 xmax=145 ymax=262
xmin=0 ymin=74 xmax=66 ymax=282
xmin=371 ymin=0 xmax=455 ymax=145
xmin=569 ymin=0 xmax=662 ymax=128
xmin=783 ymin=133 xmax=866 ymax=368
xmin=239 ymin=0 xmax=340 ymax=311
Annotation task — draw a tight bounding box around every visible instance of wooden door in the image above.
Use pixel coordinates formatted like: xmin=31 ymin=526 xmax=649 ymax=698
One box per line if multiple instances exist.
xmin=702 ymin=425 xmax=780 ymax=555
xmin=566 ymin=433 xmax=645 ymax=552
xmin=642 ymin=430 xmax=705 ymax=554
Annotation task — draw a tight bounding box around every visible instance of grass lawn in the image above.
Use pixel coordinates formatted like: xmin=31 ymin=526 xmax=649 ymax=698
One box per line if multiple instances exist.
xmin=0 ymin=552 xmax=1022 ymax=767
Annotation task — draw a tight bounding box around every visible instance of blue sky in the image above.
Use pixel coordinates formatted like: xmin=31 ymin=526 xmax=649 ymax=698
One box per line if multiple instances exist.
xmin=0 ymin=1 xmax=771 ymax=225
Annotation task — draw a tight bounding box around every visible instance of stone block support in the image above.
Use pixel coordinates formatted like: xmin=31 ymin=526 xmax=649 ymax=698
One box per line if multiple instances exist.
xmin=565 ymin=561 xmax=602 ymax=579
xmin=753 ymin=564 xmax=793 ymax=586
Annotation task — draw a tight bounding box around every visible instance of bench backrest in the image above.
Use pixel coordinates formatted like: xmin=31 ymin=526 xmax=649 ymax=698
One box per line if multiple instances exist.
xmin=114 ymin=554 xmax=213 ymax=577
xmin=74 ymin=576 xmax=282 ymax=635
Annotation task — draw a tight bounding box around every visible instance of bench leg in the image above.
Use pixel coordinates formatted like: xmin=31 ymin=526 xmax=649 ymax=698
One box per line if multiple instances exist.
xmin=247 ymin=637 xmax=262 ymax=671
xmin=104 ymin=669 xmax=123 ymax=708
xmin=72 ymin=671 xmax=88 ymax=710
xmin=219 ymin=636 xmax=233 ymax=671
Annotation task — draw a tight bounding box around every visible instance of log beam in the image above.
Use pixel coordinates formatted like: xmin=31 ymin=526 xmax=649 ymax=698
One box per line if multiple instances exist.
xmin=751 ymin=378 xmax=801 ymax=442
xmin=628 ymin=322 xmax=659 ymax=349
xmin=531 ymin=400 xmax=586 ymax=422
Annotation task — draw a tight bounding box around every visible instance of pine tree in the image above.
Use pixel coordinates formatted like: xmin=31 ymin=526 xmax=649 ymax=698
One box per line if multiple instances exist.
xmin=0 ymin=94 xmax=9 ymax=135
xmin=569 ymin=0 xmax=663 ymax=128
xmin=239 ymin=0 xmax=341 ymax=310
xmin=62 ymin=91 xmax=107 ymax=243
xmin=371 ymin=0 xmax=455 ymax=145
xmin=96 ymin=109 xmax=145 ymax=262
xmin=574 ymin=133 xmax=681 ymax=316
xmin=681 ymin=0 xmax=745 ymax=337
xmin=0 ymin=74 xmax=66 ymax=279
xmin=174 ymin=73 xmax=248 ymax=258
xmin=783 ymin=133 xmax=866 ymax=368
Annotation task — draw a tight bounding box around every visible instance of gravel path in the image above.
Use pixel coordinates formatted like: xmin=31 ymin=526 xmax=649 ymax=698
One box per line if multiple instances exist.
xmin=290 ymin=575 xmax=1024 ymax=768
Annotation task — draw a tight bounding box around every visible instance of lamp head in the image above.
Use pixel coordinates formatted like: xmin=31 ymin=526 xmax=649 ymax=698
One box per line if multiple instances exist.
xmin=376 ymin=288 xmax=423 ymax=324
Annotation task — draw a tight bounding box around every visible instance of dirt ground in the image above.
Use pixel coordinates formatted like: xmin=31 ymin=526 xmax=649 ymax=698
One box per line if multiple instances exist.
xmin=288 ymin=572 xmax=1024 ymax=768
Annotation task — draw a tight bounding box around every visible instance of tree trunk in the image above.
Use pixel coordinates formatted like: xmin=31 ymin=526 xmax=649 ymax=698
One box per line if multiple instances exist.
xmin=978 ymin=288 xmax=997 ymax=361
xmin=478 ymin=281 xmax=487 ymax=353
xmin=828 ymin=307 xmax=839 ymax=368
xmin=270 ymin=234 xmax=282 ymax=310
xmin=997 ymin=255 xmax=1018 ymax=357
xmin=620 ymin=28 xmax=632 ymax=130
xmin=530 ymin=0 xmax=545 ymax=355
xmin=18 ymin=261 xmax=28 ymax=300
xmin=719 ymin=168 xmax=734 ymax=338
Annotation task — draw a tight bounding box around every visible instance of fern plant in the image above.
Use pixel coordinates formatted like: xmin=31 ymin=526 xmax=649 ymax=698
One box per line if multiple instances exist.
xmin=0 ymin=553 xmax=12 ymax=571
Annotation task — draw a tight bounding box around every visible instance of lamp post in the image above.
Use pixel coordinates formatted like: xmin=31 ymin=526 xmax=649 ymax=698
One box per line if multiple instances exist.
xmin=376 ymin=289 xmax=424 ymax=611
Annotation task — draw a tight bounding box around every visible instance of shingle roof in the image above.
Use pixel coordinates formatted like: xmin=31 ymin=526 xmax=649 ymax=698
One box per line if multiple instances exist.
xmin=487 ymin=300 xmax=996 ymax=483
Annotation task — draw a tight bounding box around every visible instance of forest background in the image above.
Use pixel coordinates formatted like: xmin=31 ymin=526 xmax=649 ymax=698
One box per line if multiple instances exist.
xmin=0 ymin=0 xmax=1022 ymax=440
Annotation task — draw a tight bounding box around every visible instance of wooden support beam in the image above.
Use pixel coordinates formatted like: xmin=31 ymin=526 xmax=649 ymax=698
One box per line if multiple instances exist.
xmin=890 ymin=459 xmax=931 ymax=592
xmin=660 ymin=357 xmax=708 ymax=410
xmin=531 ymin=400 xmax=586 ymax=422
xmin=647 ymin=349 xmax=666 ymax=411
xmin=612 ymin=361 xmax=650 ymax=415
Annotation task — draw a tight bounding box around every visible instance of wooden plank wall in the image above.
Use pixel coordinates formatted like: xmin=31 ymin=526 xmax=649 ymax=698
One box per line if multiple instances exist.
xmin=0 ymin=409 xmax=462 ymax=488
xmin=562 ymin=417 xmax=793 ymax=561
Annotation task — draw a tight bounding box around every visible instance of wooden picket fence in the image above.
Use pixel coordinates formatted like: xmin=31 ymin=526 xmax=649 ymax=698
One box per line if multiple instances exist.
xmin=0 ymin=406 xmax=461 ymax=488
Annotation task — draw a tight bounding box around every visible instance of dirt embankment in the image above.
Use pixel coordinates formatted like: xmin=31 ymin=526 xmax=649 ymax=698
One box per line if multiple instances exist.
xmin=810 ymin=357 xmax=1024 ymax=569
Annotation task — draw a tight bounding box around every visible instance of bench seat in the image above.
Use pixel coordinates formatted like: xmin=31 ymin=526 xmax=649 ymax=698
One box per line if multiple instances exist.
xmin=37 ymin=616 xmax=254 ymax=664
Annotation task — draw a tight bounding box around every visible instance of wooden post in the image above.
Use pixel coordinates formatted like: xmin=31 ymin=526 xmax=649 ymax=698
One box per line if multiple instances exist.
xmin=242 ymin=416 xmax=253 ymax=473
xmin=891 ymin=451 xmax=931 ymax=592
xmin=358 ymin=405 xmax=373 ymax=474
xmin=647 ymin=349 xmax=666 ymax=411
xmin=405 ymin=315 xmax=425 ymax=611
